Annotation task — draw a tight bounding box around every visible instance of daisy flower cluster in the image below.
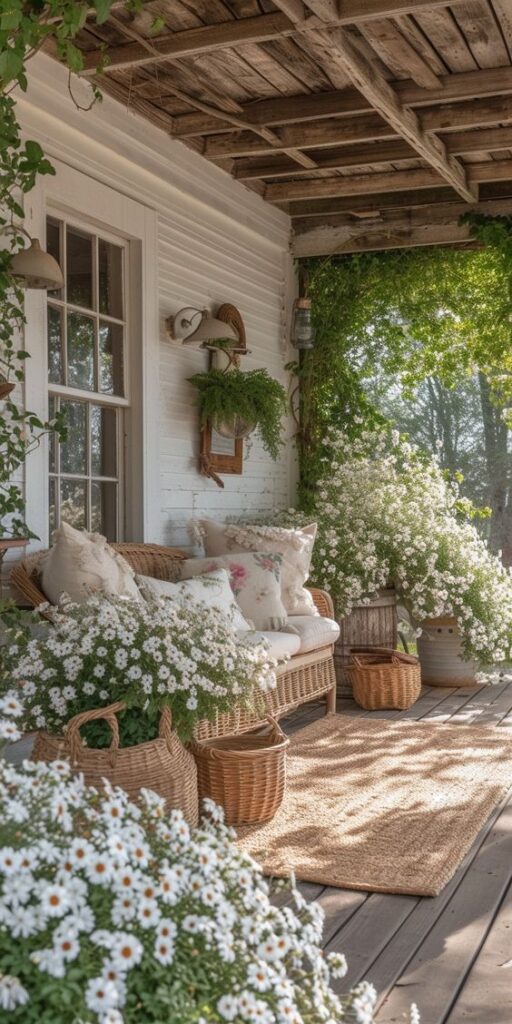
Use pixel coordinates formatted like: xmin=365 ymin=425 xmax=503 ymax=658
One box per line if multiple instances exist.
xmin=0 ymin=757 xmax=382 ymax=1024
xmin=0 ymin=691 xmax=23 ymax=749
xmin=1 ymin=593 xmax=277 ymax=747
xmin=254 ymin=427 xmax=512 ymax=666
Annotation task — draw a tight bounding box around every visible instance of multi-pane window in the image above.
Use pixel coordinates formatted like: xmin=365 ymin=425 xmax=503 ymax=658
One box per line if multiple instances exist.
xmin=46 ymin=215 xmax=128 ymax=541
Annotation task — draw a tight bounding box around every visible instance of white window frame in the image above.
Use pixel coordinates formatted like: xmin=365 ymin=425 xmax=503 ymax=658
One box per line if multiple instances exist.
xmin=47 ymin=211 xmax=130 ymax=541
xmin=23 ymin=158 xmax=159 ymax=550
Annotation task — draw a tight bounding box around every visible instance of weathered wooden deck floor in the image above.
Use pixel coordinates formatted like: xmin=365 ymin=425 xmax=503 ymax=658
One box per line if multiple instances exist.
xmin=280 ymin=681 xmax=512 ymax=1024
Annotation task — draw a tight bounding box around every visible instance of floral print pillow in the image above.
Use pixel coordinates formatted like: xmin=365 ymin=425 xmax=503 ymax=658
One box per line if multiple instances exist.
xmin=180 ymin=552 xmax=288 ymax=632
xmin=195 ymin=519 xmax=319 ymax=616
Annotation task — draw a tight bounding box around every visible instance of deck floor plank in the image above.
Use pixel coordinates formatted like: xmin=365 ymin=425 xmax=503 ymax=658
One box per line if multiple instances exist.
xmin=444 ymin=879 xmax=512 ymax=1024
xmin=279 ymin=681 xmax=512 ymax=1024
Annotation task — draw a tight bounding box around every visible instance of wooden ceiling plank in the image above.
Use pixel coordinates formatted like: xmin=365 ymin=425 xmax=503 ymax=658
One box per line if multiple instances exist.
xmin=492 ymin=0 xmax=512 ymax=61
xmin=80 ymin=11 xmax=295 ymax=74
xmin=358 ymin=19 xmax=442 ymax=88
xmin=413 ymin=8 xmax=479 ymax=72
xmin=393 ymin=14 xmax=447 ymax=76
xmin=446 ymin=124 xmax=512 ymax=153
xmin=285 ymin=11 xmax=477 ymax=200
xmin=451 ymin=0 xmax=509 ymax=68
xmin=283 ymin=179 xmax=512 ymax=217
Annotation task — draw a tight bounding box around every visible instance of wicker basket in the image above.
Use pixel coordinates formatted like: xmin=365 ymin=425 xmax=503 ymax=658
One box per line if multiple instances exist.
xmin=347 ymin=647 xmax=421 ymax=711
xmin=190 ymin=718 xmax=289 ymax=826
xmin=32 ymin=701 xmax=199 ymax=825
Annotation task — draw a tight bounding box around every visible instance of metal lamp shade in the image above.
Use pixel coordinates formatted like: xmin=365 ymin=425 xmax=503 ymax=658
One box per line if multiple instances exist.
xmin=10 ymin=238 xmax=64 ymax=290
xmin=183 ymin=310 xmax=238 ymax=346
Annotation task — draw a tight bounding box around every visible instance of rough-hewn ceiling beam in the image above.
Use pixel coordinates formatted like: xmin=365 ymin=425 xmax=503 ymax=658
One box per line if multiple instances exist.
xmin=81 ymin=12 xmax=296 ymax=74
xmin=165 ymin=66 xmax=512 ymax=137
xmin=266 ymin=160 xmax=512 ymax=203
xmin=292 ymin=196 xmax=512 ymax=258
xmin=280 ymin=181 xmax=512 ymax=219
xmin=204 ymin=114 xmax=395 ymax=159
xmin=233 ymin=126 xmax=512 ymax=180
xmin=335 ymin=0 xmax=465 ymax=24
xmin=296 ymin=15 xmax=476 ymax=200
xmin=266 ymin=167 xmax=451 ymax=202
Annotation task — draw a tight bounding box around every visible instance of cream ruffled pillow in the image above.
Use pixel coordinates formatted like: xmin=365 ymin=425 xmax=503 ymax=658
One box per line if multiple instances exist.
xmin=195 ymin=519 xmax=319 ymax=616
xmin=41 ymin=522 xmax=141 ymax=606
xmin=135 ymin=569 xmax=252 ymax=632
xmin=180 ymin=552 xmax=288 ymax=632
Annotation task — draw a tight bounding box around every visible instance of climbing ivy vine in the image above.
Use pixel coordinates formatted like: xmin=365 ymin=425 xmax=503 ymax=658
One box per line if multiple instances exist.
xmin=0 ymin=1 xmax=141 ymax=545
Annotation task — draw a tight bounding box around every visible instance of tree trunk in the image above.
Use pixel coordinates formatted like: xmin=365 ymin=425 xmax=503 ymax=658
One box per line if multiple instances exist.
xmin=478 ymin=373 xmax=511 ymax=559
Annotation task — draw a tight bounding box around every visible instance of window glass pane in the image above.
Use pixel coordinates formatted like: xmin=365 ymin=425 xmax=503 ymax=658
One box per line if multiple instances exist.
xmin=49 ymin=478 xmax=57 ymax=538
xmin=98 ymin=240 xmax=123 ymax=319
xmin=67 ymin=312 xmax=94 ymax=391
xmin=99 ymin=322 xmax=124 ymax=395
xmin=46 ymin=218 xmax=62 ymax=299
xmin=67 ymin=227 xmax=93 ymax=308
xmin=60 ymin=479 xmax=86 ymax=532
xmin=48 ymin=306 xmax=64 ymax=384
xmin=91 ymin=481 xmax=117 ymax=540
xmin=91 ymin=406 xmax=117 ymax=477
xmin=60 ymin=401 xmax=87 ymax=474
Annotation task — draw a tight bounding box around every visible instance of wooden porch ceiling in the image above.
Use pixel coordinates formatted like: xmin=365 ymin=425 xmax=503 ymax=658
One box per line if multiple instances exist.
xmin=64 ymin=0 xmax=512 ymax=256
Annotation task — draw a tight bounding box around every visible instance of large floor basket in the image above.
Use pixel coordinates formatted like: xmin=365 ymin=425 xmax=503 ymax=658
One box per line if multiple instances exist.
xmin=190 ymin=718 xmax=289 ymax=826
xmin=347 ymin=647 xmax=421 ymax=710
xmin=33 ymin=701 xmax=199 ymax=825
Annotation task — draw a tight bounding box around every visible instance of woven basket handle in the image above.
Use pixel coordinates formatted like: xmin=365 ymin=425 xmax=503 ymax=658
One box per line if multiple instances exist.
xmin=66 ymin=700 xmax=125 ymax=767
xmin=266 ymin=715 xmax=286 ymax=744
xmin=158 ymin=705 xmax=173 ymax=744
xmin=351 ymin=653 xmax=401 ymax=668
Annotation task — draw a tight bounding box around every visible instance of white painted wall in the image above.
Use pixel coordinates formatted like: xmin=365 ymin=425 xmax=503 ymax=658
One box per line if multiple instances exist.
xmin=3 ymin=53 xmax=296 ymax=593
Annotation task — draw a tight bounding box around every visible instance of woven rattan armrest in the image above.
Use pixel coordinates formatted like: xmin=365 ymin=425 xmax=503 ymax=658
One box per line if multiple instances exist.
xmin=10 ymin=542 xmax=188 ymax=610
xmin=307 ymin=587 xmax=334 ymax=619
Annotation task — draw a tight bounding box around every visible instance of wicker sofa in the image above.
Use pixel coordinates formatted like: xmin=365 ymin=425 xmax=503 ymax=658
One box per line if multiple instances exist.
xmin=11 ymin=542 xmax=337 ymax=740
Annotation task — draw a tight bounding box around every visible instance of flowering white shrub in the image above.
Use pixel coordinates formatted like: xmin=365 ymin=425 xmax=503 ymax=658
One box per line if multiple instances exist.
xmin=257 ymin=428 xmax=512 ymax=665
xmin=1 ymin=594 xmax=277 ymax=746
xmin=0 ymin=758 xmax=380 ymax=1024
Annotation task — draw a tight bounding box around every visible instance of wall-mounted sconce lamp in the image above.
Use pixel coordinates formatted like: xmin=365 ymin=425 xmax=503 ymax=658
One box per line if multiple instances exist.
xmin=291 ymin=296 xmax=315 ymax=350
xmin=166 ymin=306 xmax=239 ymax=348
xmin=6 ymin=226 xmax=64 ymax=290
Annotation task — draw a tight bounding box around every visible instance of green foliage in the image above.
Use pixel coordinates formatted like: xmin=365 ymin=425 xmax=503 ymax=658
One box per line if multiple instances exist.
xmin=297 ymin=242 xmax=512 ymax=512
xmin=188 ymin=367 xmax=287 ymax=461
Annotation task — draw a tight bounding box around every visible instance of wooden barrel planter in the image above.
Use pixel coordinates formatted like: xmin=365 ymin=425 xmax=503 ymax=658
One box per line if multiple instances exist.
xmin=417 ymin=616 xmax=478 ymax=687
xmin=334 ymin=588 xmax=398 ymax=696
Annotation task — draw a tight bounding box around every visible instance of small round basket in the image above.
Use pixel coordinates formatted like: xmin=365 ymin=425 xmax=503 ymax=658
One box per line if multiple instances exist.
xmin=190 ymin=717 xmax=289 ymax=826
xmin=347 ymin=647 xmax=421 ymax=711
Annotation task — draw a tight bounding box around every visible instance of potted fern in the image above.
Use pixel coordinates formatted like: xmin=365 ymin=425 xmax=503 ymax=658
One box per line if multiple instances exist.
xmin=188 ymin=367 xmax=287 ymax=459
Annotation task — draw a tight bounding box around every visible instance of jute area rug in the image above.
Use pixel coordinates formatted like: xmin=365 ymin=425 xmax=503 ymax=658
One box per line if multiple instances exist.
xmin=237 ymin=714 xmax=512 ymax=897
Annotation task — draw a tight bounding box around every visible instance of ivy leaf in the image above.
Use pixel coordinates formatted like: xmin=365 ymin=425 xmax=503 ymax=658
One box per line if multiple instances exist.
xmin=0 ymin=48 xmax=23 ymax=85
xmin=93 ymin=0 xmax=113 ymax=24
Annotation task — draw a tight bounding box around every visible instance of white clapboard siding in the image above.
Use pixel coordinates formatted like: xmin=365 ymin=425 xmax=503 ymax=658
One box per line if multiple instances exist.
xmin=3 ymin=53 xmax=296 ymax=600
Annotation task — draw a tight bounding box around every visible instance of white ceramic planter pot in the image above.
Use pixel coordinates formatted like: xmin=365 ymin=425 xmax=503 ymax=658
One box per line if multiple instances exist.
xmin=213 ymin=416 xmax=255 ymax=440
xmin=417 ymin=616 xmax=478 ymax=687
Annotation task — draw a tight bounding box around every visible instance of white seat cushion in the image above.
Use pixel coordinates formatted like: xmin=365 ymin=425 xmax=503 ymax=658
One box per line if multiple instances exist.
xmin=287 ymin=615 xmax=340 ymax=654
xmin=238 ymin=630 xmax=301 ymax=662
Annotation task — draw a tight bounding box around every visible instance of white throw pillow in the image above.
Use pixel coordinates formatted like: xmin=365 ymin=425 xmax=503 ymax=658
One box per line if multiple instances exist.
xmin=41 ymin=522 xmax=141 ymax=606
xmin=197 ymin=519 xmax=318 ymax=616
xmin=180 ymin=552 xmax=288 ymax=632
xmin=136 ymin=569 xmax=251 ymax=631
